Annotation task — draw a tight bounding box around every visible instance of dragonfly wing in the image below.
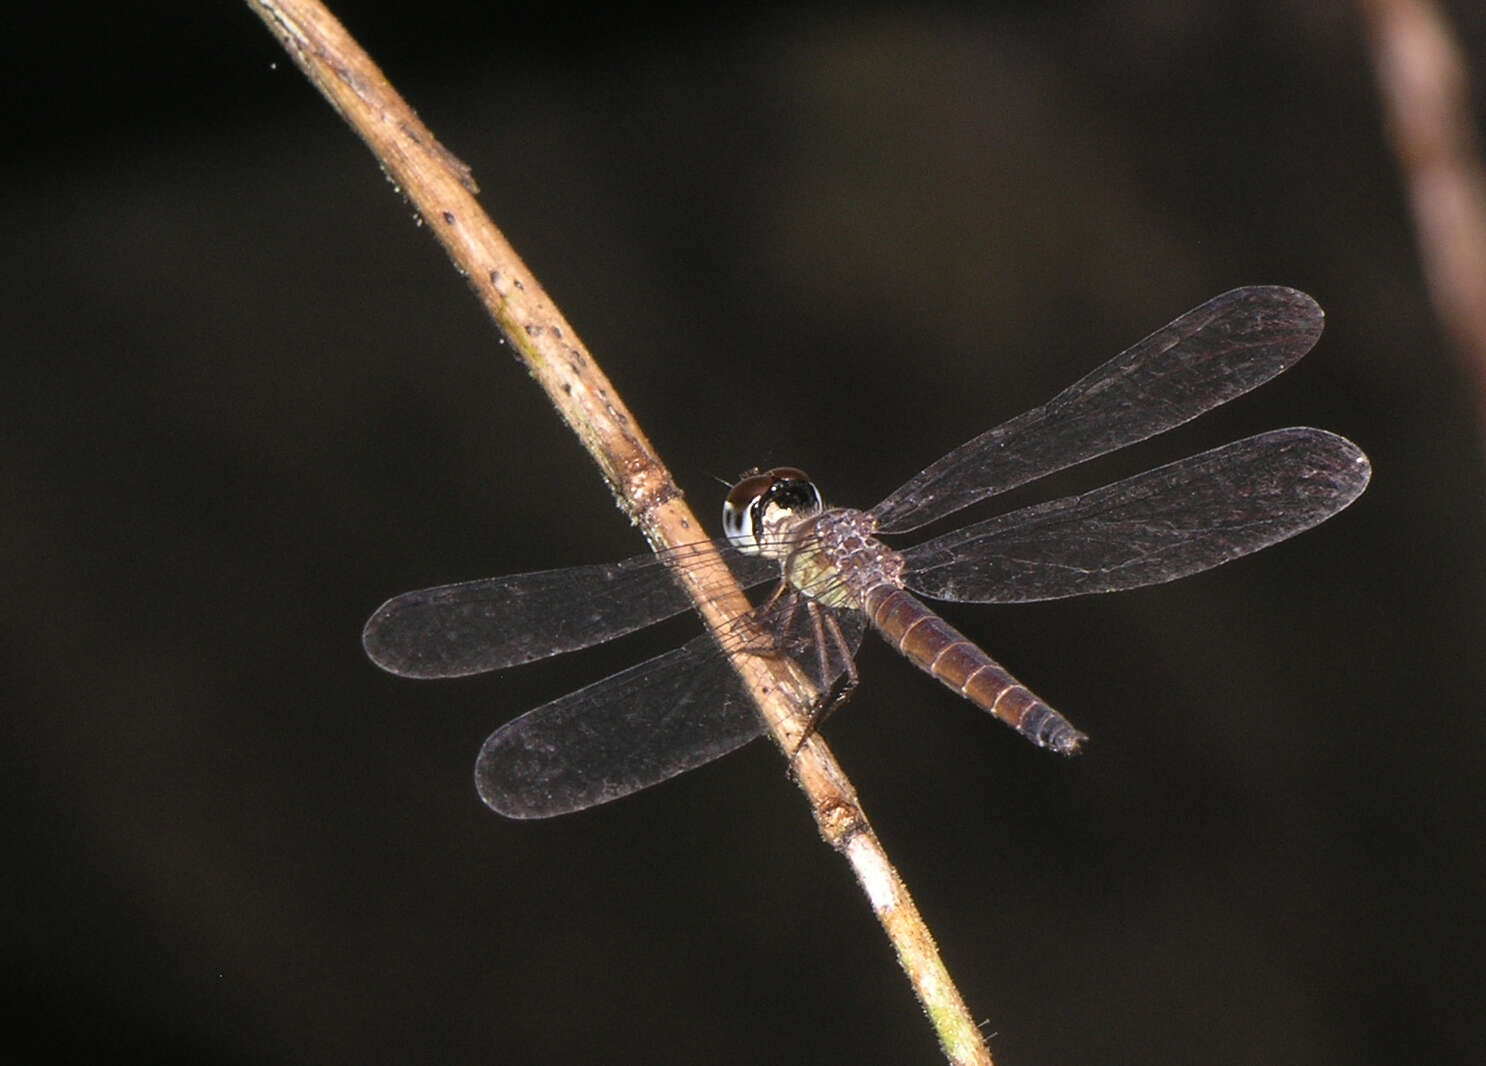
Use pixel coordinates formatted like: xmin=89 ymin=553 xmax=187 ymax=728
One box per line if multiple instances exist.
xmin=476 ymin=601 xmax=868 ymax=818
xmin=901 ymin=428 xmax=1370 ymax=603
xmin=476 ymin=631 xmax=767 ymax=818
xmin=871 ymin=286 xmax=1325 ymax=533
xmin=363 ymin=545 xmax=779 ymax=678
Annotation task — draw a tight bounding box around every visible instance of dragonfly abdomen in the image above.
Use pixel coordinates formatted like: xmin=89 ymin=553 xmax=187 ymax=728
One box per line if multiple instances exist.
xmin=863 ymin=586 xmax=1086 ymax=755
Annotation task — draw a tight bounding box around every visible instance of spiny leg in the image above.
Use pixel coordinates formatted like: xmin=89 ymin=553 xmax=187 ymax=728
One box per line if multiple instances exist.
xmin=788 ymin=603 xmax=860 ymax=767
xmin=736 ymin=583 xmax=799 ymax=658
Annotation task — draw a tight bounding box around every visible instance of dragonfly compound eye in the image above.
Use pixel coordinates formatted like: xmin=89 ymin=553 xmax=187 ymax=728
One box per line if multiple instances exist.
xmin=759 ymin=467 xmax=820 ymax=519
xmin=723 ymin=471 xmax=777 ymax=554
xmin=722 ymin=467 xmax=820 ymax=555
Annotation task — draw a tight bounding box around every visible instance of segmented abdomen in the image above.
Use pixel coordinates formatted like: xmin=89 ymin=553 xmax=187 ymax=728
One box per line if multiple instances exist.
xmin=862 ymin=585 xmax=1086 ymax=755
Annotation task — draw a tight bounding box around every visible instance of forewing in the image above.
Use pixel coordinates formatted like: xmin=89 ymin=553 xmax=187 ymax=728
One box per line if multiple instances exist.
xmin=363 ymin=544 xmax=778 ymax=679
xmin=871 ymin=286 xmax=1325 ymax=533
xmin=901 ymin=428 xmax=1370 ymax=603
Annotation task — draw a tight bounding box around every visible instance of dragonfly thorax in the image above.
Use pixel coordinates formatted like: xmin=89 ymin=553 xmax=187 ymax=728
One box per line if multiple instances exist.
xmin=783 ymin=507 xmax=905 ymax=610
xmin=722 ymin=467 xmax=823 ymax=557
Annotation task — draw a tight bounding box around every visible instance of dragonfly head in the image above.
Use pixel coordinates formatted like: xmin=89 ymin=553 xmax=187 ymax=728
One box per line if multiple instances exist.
xmin=723 ymin=466 xmax=823 ymax=558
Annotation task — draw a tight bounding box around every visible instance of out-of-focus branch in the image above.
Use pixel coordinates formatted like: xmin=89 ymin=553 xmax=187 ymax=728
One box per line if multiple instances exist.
xmin=1362 ymin=0 xmax=1486 ymax=441
xmin=244 ymin=0 xmax=995 ymax=1062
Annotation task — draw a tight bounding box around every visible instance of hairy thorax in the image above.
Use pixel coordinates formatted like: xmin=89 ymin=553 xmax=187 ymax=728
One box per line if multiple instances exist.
xmin=782 ymin=508 xmax=906 ymax=610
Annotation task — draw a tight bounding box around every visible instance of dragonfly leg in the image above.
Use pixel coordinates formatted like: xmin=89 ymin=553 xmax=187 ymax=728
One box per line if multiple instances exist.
xmin=788 ymin=605 xmax=860 ymax=767
xmin=740 ymin=583 xmax=798 ymax=657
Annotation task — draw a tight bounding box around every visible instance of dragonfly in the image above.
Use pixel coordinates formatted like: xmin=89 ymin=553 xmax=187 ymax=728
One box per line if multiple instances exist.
xmin=364 ymin=286 xmax=1371 ymax=818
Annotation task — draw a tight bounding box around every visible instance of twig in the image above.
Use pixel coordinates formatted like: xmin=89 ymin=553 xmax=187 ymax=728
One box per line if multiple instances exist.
xmin=1361 ymin=0 xmax=1486 ymax=444
xmin=243 ymin=1 xmax=996 ymax=1062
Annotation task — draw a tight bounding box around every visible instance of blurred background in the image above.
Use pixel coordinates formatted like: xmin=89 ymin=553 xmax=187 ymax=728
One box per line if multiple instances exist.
xmin=7 ymin=2 xmax=1484 ymax=1063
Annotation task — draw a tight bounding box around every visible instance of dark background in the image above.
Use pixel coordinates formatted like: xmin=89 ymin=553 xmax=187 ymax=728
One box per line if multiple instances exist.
xmin=7 ymin=2 xmax=1484 ymax=1064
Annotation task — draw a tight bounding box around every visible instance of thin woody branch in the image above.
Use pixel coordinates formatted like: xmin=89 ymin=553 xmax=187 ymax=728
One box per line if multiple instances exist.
xmin=244 ymin=1 xmax=996 ymax=1062
xmin=1362 ymin=0 xmax=1486 ymax=444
